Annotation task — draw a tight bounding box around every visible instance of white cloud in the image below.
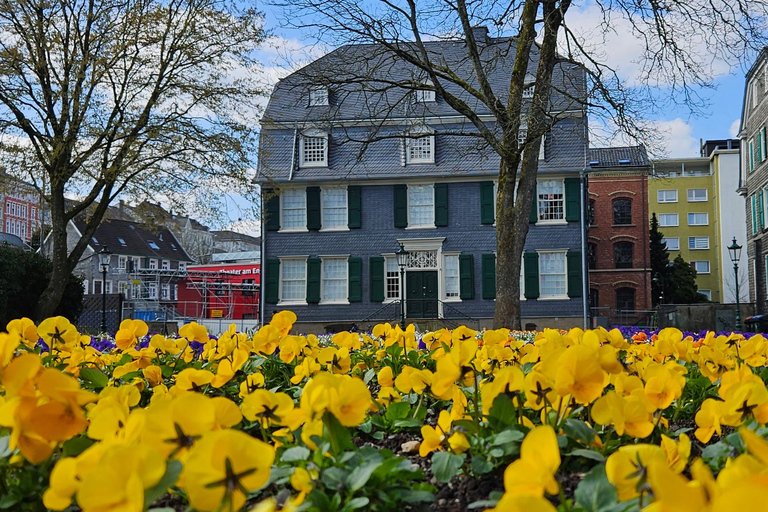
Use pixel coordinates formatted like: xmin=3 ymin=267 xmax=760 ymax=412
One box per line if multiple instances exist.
xmin=589 ymin=116 xmax=699 ymax=158
xmin=730 ymin=118 xmax=741 ymax=138
xmin=652 ymin=118 xmax=700 ymax=158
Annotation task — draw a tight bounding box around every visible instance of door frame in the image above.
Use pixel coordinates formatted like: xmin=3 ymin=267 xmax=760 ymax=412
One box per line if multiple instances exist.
xmin=397 ymin=237 xmax=446 ymax=318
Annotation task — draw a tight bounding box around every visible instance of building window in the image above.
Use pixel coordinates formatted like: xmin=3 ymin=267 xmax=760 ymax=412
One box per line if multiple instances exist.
xmin=281 ymin=189 xmax=307 ymax=230
xmin=589 ymin=288 xmax=599 ymax=309
xmin=613 ymin=242 xmax=634 ymax=269
xmin=662 ymin=237 xmax=679 ymax=250
xmin=444 ymin=254 xmax=460 ymax=299
xmin=179 ymin=262 xmax=187 ymax=271
xmin=539 ymin=251 xmax=567 ymax=298
xmin=587 ymin=243 xmax=597 ymax=270
xmin=83 ymin=280 xmax=89 ymax=295
xmin=406 ymin=126 xmax=434 ymax=163
xmin=699 ymin=289 xmax=712 ymax=301
xmin=322 ymin=188 xmax=348 ymax=229
xmin=104 ymin=281 xmax=113 ymax=294
xmin=407 ymin=184 xmax=434 ymax=227
xmin=321 ymin=258 xmax=348 ymax=303
xmin=616 ymin=288 xmax=635 ymax=312
xmin=148 ymin=283 xmax=157 ymax=299
xmin=93 ymin=280 xmax=103 ymax=295
xmin=149 ymin=259 xmax=158 ymax=270
xmin=537 ymin=180 xmax=565 ymax=222
xmin=162 ymin=260 xmax=169 ymax=270
xmin=415 ymin=80 xmax=435 ymax=102
xmin=588 ymin=199 xmax=596 ymax=225
xmin=657 ymin=190 xmax=678 ymax=203
xmin=688 ymin=213 xmax=709 ymax=226
xmin=688 ymin=236 xmax=710 ymax=250
xmin=118 ymin=256 xmax=127 ymax=271
xmin=300 ymin=132 xmax=328 ymax=167
xmin=385 ymin=257 xmax=400 ymax=300
xmin=308 ymin=86 xmax=329 ymax=106
xmin=658 ymin=213 xmax=679 ymax=227
xmin=161 ymin=284 xmax=171 ymax=300
xmin=280 ymin=259 xmax=306 ymax=303
xmin=613 ymin=198 xmax=632 ymax=225
xmin=691 ymin=261 xmax=710 ymax=274
xmin=687 ymin=189 xmax=708 ymax=202
xmin=522 ymin=83 xmax=535 ymax=99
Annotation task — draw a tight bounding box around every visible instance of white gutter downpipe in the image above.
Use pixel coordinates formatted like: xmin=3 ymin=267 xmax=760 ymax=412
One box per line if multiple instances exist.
xmin=580 ymin=169 xmax=589 ymax=329
xmin=288 ymin=125 xmax=298 ymax=181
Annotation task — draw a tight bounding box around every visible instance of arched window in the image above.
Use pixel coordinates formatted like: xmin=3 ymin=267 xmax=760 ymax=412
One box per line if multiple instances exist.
xmin=415 ymin=79 xmax=436 ymax=102
xmin=589 ymin=288 xmax=599 ymax=309
xmin=522 ymin=74 xmax=535 ymax=98
xmin=587 ymin=243 xmax=597 ymax=269
xmin=613 ymin=198 xmax=632 ymax=225
xmin=405 ymin=125 xmax=435 ymax=164
xmin=588 ymin=199 xmax=596 ymax=225
xmin=616 ymin=288 xmax=636 ymax=312
xmin=299 ymin=128 xmax=328 ymax=167
xmin=613 ymin=242 xmax=634 ymax=269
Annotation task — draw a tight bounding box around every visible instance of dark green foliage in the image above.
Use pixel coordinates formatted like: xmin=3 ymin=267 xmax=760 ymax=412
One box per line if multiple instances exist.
xmin=667 ymin=255 xmax=709 ymax=304
xmin=0 ymin=244 xmax=83 ymax=326
xmin=649 ymin=213 xmax=670 ymax=306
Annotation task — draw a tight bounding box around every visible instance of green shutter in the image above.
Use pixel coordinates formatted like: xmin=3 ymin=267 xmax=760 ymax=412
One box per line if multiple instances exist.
xmin=523 ymin=252 xmax=539 ymax=299
xmin=565 ymin=177 xmax=580 ymax=222
xmin=306 ymin=257 xmax=321 ymax=304
xmin=529 ymin=186 xmax=538 ymax=223
xmin=369 ymin=256 xmax=385 ymax=302
xmin=459 ymin=254 xmax=474 ymax=299
xmin=482 ymin=253 xmax=496 ymax=300
xmin=264 ymin=190 xmax=280 ymax=231
xmin=480 ymin=181 xmax=495 ymax=224
xmin=394 ymin=185 xmax=408 ymax=228
xmin=752 ymin=195 xmax=758 ymax=234
xmin=306 ymin=187 xmax=321 ymax=230
xmin=750 ymin=140 xmax=755 ymax=171
xmin=348 ymin=186 xmax=361 ymax=228
xmin=759 ymin=192 xmax=765 ymax=231
xmin=265 ymin=258 xmax=280 ymax=304
xmin=348 ymin=257 xmax=362 ymax=302
xmin=759 ymin=130 xmax=764 ymax=162
xmin=763 ymin=127 xmax=767 ymax=161
xmin=567 ymin=251 xmax=582 ymax=298
xmin=435 ymin=183 xmax=448 ymax=226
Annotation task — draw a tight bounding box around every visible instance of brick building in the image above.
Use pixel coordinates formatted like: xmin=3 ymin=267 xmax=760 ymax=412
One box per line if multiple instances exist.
xmin=586 ymin=147 xmax=652 ymax=326
xmin=0 ymin=172 xmax=41 ymax=243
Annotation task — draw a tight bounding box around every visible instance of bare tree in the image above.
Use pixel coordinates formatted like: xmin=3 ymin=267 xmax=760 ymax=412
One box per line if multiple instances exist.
xmin=273 ymin=0 xmax=768 ymax=328
xmin=0 ymin=0 xmax=266 ymax=319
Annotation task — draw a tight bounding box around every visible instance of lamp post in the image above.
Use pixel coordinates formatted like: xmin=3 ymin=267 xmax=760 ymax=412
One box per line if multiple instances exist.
xmin=396 ymin=243 xmax=409 ymax=329
xmin=728 ymin=237 xmax=742 ymax=331
xmin=98 ymin=246 xmax=112 ymax=333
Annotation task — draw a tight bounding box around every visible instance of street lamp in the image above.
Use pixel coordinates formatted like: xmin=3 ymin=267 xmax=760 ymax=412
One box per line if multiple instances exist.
xmin=396 ymin=243 xmax=409 ymax=329
xmin=98 ymin=246 xmax=112 ymax=332
xmin=728 ymin=237 xmax=742 ymax=331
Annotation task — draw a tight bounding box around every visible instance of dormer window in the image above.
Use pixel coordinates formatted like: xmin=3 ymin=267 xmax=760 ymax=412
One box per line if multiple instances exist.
xmin=308 ymin=86 xmax=328 ymax=106
xmin=300 ymin=129 xmax=328 ymax=167
xmin=405 ymin=125 xmax=435 ymax=164
xmin=522 ymin=74 xmax=535 ymax=98
xmin=415 ymin=80 xmax=436 ymax=103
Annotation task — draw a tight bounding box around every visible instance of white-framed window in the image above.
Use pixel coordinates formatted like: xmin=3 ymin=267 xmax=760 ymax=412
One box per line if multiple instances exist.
xmin=178 ymin=262 xmax=187 ymax=271
xmin=687 ymin=189 xmax=708 ymax=202
xmin=658 ymin=213 xmax=679 ymax=227
xmin=149 ymin=259 xmax=158 ymax=269
xmin=536 ymin=180 xmax=565 ymax=223
xmin=132 ymin=283 xmax=141 ymax=299
xmin=691 ymin=261 xmax=710 ymax=274
xmin=321 ymin=188 xmax=348 ymax=230
xmin=161 ymin=260 xmax=170 ymax=270
xmin=119 ymin=282 xmax=130 ymax=299
xmin=93 ymin=280 xmax=103 ymax=295
xmin=688 ymin=213 xmax=709 ymax=226
xmin=161 ymin=283 xmax=170 ymax=300
xmin=415 ymin=80 xmax=435 ymax=102
xmin=308 ymin=86 xmax=329 ymax=106
xmin=688 ymin=236 xmax=710 ymax=250
xmin=538 ymin=251 xmax=567 ymax=298
xmin=105 ymin=281 xmax=113 ymax=294
xmin=148 ymin=283 xmax=157 ymax=299
xmin=118 ymin=256 xmax=127 ymax=272
xmin=405 ymin=126 xmax=435 ymax=164
xmin=385 ymin=256 xmax=400 ymax=300
xmin=321 ymin=257 xmax=348 ymax=303
xmin=444 ymin=254 xmax=460 ymax=299
xmin=280 ymin=258 xmax=307 ymax=303
xmin=699 ymin=289 xmax=712 ymax=300
xmin=299 ymin=130 xmax=328 ymax=167
xmin=83 ymin=280 xmax=89 ymax=295
xmin=407 ymin=184 xmax=435 ymax=228
xmin=657 ymin=190 xmax=678 ymax=203
xmin=281 ymin=188 xmax=307 ymax=231
xmin=662 ymin=237 xmax=679 ymax=250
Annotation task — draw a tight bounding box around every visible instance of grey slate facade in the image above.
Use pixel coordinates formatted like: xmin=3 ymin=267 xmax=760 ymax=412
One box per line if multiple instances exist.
xmin=257 ymin=31 xmax=589 ymax=330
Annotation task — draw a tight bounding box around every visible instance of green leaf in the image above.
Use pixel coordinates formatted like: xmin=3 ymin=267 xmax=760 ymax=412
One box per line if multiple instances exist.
xmin=574 ymin=464 xmax=618 ymax=512
xmin=80 ymin=367 xmax=109 ymax=388
xmin=471 ymin=456 xmax=494 ymax=475
xmin=398 ymin=490 xmax=436 ymax=504
xmin=347 ymin=461 xmax=382 ymax=491
xmin=364 ymin=368 xmax=376 ymax=384
xmin=144 ymin=460 xmax=183 ymax=506
xmin=569 ymin=449 xmax=606 ymax=462
xmin=452 ymin=419 xmax=480 ymax=434
xmin=487 ymin=394 xmax=516 ymax=431
xmin=0 ymin=494 xmax=21 ymax=509
xmin=0 ymin=436 xmax=10 ymax=458
xmin=321 ymin=466 xmax=349 ymax=488
xmin=323 ymin=412 xmax=355 ymax=454
xmin=431 ymin=451 xmax=465 ymax=483
xmin=62 ymin=436 xmax=95 ymax=457
xmin=281 ymin=446 xmax=311 ymax=462
xmin=564 ymin=419 xmax=597 ymax=444
xmin=492 ymin=429 xmax=524 ymax=446
xmin=385 ymin=401 xmax=411 ymax=421
xmin=393 ymin=418 xmax=422 ymax=428
xmin=342 ymin=497 xmax=370 ymax=511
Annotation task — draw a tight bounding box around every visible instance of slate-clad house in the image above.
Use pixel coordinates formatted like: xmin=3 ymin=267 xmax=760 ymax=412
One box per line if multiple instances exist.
xmin=257 ymin=28 xmax=589 ymax=331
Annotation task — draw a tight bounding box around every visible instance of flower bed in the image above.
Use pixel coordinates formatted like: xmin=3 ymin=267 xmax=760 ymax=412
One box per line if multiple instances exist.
xmin=1 ymin=313 xmax=767 ymax=511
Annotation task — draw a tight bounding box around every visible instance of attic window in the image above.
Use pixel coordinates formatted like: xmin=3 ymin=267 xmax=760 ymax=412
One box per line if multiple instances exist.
xmin=118 ymin=237 xmax=126 ymax=246
xmin=170 ymin=243 xmax=178 ymax=251
xmin=618 ymin=159 xmax=632 ymax=165
xmin=308 ymin=86 xmax=329 ymax=106
xmin=91 ymin=237 xmax=98 ymax=245
xmin=415 ymin=80 xmax=436 ymax=103
xmin=522 ymin=74 xmax=536 ymax=99
xmin=588 ymin=160 xmax=600 ymax=166
xmin=148 ymin=240 xmax=160 ymax=250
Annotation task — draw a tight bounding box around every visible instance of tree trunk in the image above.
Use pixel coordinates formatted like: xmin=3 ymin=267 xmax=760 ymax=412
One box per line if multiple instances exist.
xmin=35 ymin=184 xmax=72 ymax=320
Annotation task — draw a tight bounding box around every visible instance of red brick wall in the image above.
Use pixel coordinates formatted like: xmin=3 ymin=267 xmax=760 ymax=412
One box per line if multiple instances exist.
xmin=2 ymin=196 xmax=39 ymax=242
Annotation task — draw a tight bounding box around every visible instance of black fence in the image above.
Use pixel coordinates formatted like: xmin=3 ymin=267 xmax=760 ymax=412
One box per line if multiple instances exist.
xmin=77 ymin=294 xmax=123 ymax=334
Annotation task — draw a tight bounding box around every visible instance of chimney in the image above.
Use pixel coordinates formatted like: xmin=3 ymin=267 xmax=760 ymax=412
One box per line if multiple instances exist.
xmin=119 ymin=199 xmax=124 ymax=212
xmin=471 ymin=26 xmax=489 ymax=43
